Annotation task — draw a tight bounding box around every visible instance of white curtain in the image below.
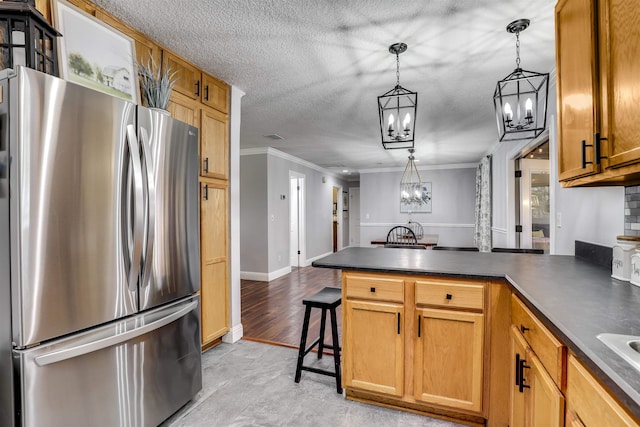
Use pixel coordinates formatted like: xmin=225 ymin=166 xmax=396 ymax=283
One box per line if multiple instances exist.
xmin=474 ymin=155 xmax=492 ymax=252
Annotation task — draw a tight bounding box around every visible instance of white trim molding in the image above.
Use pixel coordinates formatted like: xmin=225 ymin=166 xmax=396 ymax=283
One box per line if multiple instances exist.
xmin=492 ymin=227 xmax=508 ymax=234
xmin=240 ymin=147 xmax=342 ymax=178
xmin=361 ymin=222 xmax=475 ymax=229
xmin=240 ymin=266 xmax=292 ymax=282
xmin=359 ymin=163 xmax=477 ymax=174
xmin=303 ymin=251 xmax=334 ymax=267
xmin=222 ymin=323 xmax=243 ymax=343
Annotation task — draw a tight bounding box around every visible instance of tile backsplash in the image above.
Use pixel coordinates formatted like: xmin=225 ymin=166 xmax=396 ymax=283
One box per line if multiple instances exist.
xmin=625 ymin=185 xmax=640 ymax=236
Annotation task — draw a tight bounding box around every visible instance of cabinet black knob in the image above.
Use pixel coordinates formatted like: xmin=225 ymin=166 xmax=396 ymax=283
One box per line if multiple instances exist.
xmin=520 ymin=325 xmax=530 ymax=333
xmin=445 ymin=293 xmax=452 ymax=300
xmin=370 ymin=287 xmax=375 ymax=293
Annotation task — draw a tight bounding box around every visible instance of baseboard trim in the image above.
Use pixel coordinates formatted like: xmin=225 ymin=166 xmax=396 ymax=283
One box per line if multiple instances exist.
xmin=303 ymin=251 xmax=334 ymax=267
xmin=240 ymin=266 xmax=292 ymax=282
xmin=222 ymin=323 xmax=243 ymax=343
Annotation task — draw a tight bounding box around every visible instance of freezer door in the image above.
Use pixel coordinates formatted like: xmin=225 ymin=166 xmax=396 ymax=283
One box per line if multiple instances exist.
xmin=138 ymin=107 xmax=200 ymax=310
xmin=8 ymin=67 xmax=141 ymax=347
xmin=15 ymin=296 xmax=202 ymax=427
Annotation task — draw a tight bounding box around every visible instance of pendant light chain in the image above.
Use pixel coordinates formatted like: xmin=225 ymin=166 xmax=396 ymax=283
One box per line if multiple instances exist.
xmin=515 ymin=31 xmax=521 ymax=69
xmin=396 ymin=52 xmax=400 ymax=87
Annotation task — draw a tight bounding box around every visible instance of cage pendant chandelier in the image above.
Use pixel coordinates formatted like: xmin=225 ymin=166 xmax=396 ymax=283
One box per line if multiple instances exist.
xmin=493 ymin=19 xmax=549 ymax=142
xmin=378 ymin=43 xmax=418 ymax=150
xmin=400 ymin=148 xmax=423 ymax=205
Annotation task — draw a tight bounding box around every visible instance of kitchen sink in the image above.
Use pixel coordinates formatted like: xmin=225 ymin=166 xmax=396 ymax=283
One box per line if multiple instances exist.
xmin=597 ymin=333 xmax=640 ymax=372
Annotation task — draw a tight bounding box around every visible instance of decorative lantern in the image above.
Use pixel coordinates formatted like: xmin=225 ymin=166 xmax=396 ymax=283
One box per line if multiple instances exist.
xmin=400 ymin=148 xmax=423 ymax=206
xmin=493 ymin=19 xmax=549 ymax=142
xmin=0 ymin=0 xmax=61 ymax=76
xmin=378 ymin=43 xmax=417 ymax=150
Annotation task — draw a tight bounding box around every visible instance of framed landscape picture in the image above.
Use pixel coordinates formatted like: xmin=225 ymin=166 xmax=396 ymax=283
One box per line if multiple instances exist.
xmin=400 ymin=182 xmax=432 ymax=213
xmin=52 ymin=0 xmax=140 ymax=103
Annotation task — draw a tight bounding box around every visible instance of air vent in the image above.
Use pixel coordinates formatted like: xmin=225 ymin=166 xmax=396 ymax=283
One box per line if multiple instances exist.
xmin=264 ymin=134 xmax=284 ymax=140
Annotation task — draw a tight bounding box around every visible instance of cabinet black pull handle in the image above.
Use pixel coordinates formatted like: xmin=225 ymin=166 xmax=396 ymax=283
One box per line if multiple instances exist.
xmin=515 ymin=353 xmax=521 ymax=386
xmin=195 ymin=81 xmax=200 ymax=97
xmin=582 ymin=139 xmax=593 ymax=169
xmin=397 ymin=313 xmax=401 ymax=335
xmin=204 ymin=157 xmax=209 ymax=173
xmin=519 ymin=359 xmax=531 ymax=392
xmin=203 ymin=184 xmax=209 ymax=201
xmin=445 ymin=293 xmax=452 ymax=300
xmin=595 ymin=133 xmax=608 ymax=165
xmin=370 ymin=287 xmax=375 ymax=293
xmin=205 ymin=85 xmax=209 ymax=101
xmin=418 ymin=315 xmax=422 ymax=338
xmin=520 ymin=325 xmax=530 ymax=333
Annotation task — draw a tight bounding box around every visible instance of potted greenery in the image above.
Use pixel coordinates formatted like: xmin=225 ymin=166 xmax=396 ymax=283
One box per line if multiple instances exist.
xmin=137 ymin=56 xmax=177 ymax=112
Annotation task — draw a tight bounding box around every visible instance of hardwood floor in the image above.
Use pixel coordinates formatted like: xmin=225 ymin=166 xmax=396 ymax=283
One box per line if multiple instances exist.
xmin=241 ymin=266 xmax=342 ymax=348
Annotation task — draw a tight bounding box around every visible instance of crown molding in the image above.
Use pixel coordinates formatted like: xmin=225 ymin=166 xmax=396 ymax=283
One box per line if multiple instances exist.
xmin=358 ymin=163 xmax=478 ymax=174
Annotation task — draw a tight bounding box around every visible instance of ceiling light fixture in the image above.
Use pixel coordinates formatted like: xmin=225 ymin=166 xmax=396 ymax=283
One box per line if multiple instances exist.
xmin=400 ymin=148 xmax=423 ymax=205
xmin=493 ymin=19 xmax=549 ymax=142
xmin=378 ymin=43 xmax=417 ymax=150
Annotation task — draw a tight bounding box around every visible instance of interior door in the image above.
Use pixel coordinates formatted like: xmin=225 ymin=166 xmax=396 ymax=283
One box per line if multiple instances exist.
xmin=138 ymin=108 xmax=200 ymax=311
xmin=519 ymin=159 xmax=550 ymax=251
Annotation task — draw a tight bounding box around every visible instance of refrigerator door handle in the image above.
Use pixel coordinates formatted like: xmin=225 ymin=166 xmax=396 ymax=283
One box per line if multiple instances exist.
xmin=34 ymin=300 xmax=198 ymax=366
xmin=139 ymin=126 xmax=155 ymax=288
xmin=125 ymin=124 xmax=144 ymax=292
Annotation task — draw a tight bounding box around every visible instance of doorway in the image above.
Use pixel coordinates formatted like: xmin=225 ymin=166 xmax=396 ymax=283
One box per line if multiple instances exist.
xmin=349 ymin=187 xmax=360 ymax=246
xmin=515 ymin=142 xmax=550 ymax=252
xmin=332 ymin=186 xmax=343 ymax=252
xmin=289 ymin=171 xmax=306 ymax=267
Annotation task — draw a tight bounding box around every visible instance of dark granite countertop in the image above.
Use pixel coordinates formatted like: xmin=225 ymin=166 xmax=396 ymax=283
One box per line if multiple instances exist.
xmin=312 ymin=247 xmax=640 ymax=418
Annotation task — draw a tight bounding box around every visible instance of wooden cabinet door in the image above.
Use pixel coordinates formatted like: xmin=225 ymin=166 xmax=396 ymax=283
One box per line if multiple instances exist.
xmin=511 ymin=325 xmax=529 ymax=427
xmin=566 ymin=411 xmax=586 ymax=427
xmin=200 ymin=181 xmax=229 ymax=345
xmin=201 ymin=107 xmax=229 ymax=179
xmin=167 ymin=92 xmax=199 ymax=128
xmin=414 ymin=308 xmax=484 ymax=413
xmin=555 ymin=0 xmax=601 ymax=181
xmin=599 ymin=0 xmax=640 ymax=168
xmin=343 ymin=300 xmax=404 ymax=397
xmin=202 ymin=72 xmax=229 ymax=114
xmin=527 ymin=352 xmax=565 ymax=427
xmin=163 ymin=50 xmax=202 ymax=100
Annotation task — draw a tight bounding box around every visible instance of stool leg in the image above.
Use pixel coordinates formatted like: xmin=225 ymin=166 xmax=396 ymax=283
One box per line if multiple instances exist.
xmin=330 ymin=307 xmax=342 ymax=394
xmin=318 ymin=307 xmax=327 ymax=359
xmin=295 ymin=305 xmax=312 ymax=383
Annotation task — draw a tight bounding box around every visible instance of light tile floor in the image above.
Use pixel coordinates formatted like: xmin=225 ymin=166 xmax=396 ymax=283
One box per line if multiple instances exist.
xmin=163 ymin=340 xmax=465 ymax=427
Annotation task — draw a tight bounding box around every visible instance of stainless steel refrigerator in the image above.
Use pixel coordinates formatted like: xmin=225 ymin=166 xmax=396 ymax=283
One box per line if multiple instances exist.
xmin=0 ymin=66 xmax=202 ymax=427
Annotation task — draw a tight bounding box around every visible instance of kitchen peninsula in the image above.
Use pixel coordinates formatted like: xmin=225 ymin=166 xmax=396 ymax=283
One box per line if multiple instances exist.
xmin=313 ymin=247 xmax=640 ymax=426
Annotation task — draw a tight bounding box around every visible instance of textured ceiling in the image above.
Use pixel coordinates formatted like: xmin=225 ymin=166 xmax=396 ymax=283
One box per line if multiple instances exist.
xmin=93 ymin=0 xmax=556 ymax=177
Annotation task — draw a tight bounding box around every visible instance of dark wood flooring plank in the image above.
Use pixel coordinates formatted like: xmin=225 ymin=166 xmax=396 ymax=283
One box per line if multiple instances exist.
xmin=241 ymin=266 xmax=342 ymax=348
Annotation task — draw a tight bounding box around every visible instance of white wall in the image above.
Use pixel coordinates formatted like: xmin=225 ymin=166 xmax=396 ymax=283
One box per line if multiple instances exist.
xmin=359 ymin=166 xmax=477 ymax=247
xmin=240 ymin=148 xmax=353 ymax=279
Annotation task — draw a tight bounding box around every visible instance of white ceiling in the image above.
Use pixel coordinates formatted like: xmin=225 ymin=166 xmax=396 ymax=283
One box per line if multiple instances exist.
xmin=93 ymin=0 xmax=556 ymax=177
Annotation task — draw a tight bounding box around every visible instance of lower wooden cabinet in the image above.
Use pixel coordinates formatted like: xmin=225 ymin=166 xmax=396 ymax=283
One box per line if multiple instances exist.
xmin=342 ymin=272 xmax=487 ymax=422
xmin=414 ymin=308 xmax=484 ymax=412
xmin=200 ymin=180 xmax=229 ymax=346
xmin=566 ymin=355 xmax=640 ymax=427
xmin=343 ymin=300 xmax=404 ymax=397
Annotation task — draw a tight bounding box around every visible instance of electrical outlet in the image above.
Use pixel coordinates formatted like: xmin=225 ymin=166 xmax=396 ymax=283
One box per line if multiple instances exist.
xmin=556 ymin=212 xmax=562 ymax=228
xmin=271 ymin=214 xmax=275 ymax=222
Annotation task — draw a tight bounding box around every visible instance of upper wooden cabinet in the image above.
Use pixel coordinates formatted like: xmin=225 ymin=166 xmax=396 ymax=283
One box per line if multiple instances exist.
xmin=555 ymin=0 xmax=600 ymax=182
xmin=163 ymin=50 xmax=202 ymax=100
xmin=201 ymin=107 xmax=229 ymax=179
xmin=556 ymin=0 xmax=640 ymax=186
xmin=201 ymin=72 xmax=229 ymax=114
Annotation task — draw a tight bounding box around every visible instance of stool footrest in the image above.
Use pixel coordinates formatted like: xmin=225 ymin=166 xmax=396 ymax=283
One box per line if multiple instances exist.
xmin=301 ymin=366 xmax=337 ymax=378
xmin=303 ymin=337 xmax=321 ymax=356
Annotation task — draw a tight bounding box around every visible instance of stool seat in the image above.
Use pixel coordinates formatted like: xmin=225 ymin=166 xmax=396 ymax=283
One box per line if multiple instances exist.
xmin=302 ymin=286 xmax=341 ymax=308
xmin=294 ymin=286 xmax=342 ymax=394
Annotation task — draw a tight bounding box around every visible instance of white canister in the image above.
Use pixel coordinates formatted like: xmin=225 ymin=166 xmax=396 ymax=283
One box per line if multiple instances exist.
xmin=612 ymin=236 xmax=640 ymax=281
xmin=631 ymin=249 xmax=640 ymax=287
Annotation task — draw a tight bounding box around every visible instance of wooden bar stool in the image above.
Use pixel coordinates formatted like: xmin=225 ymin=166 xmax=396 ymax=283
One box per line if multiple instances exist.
xmin=294 ymin=286 xmax=342 ymax=393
